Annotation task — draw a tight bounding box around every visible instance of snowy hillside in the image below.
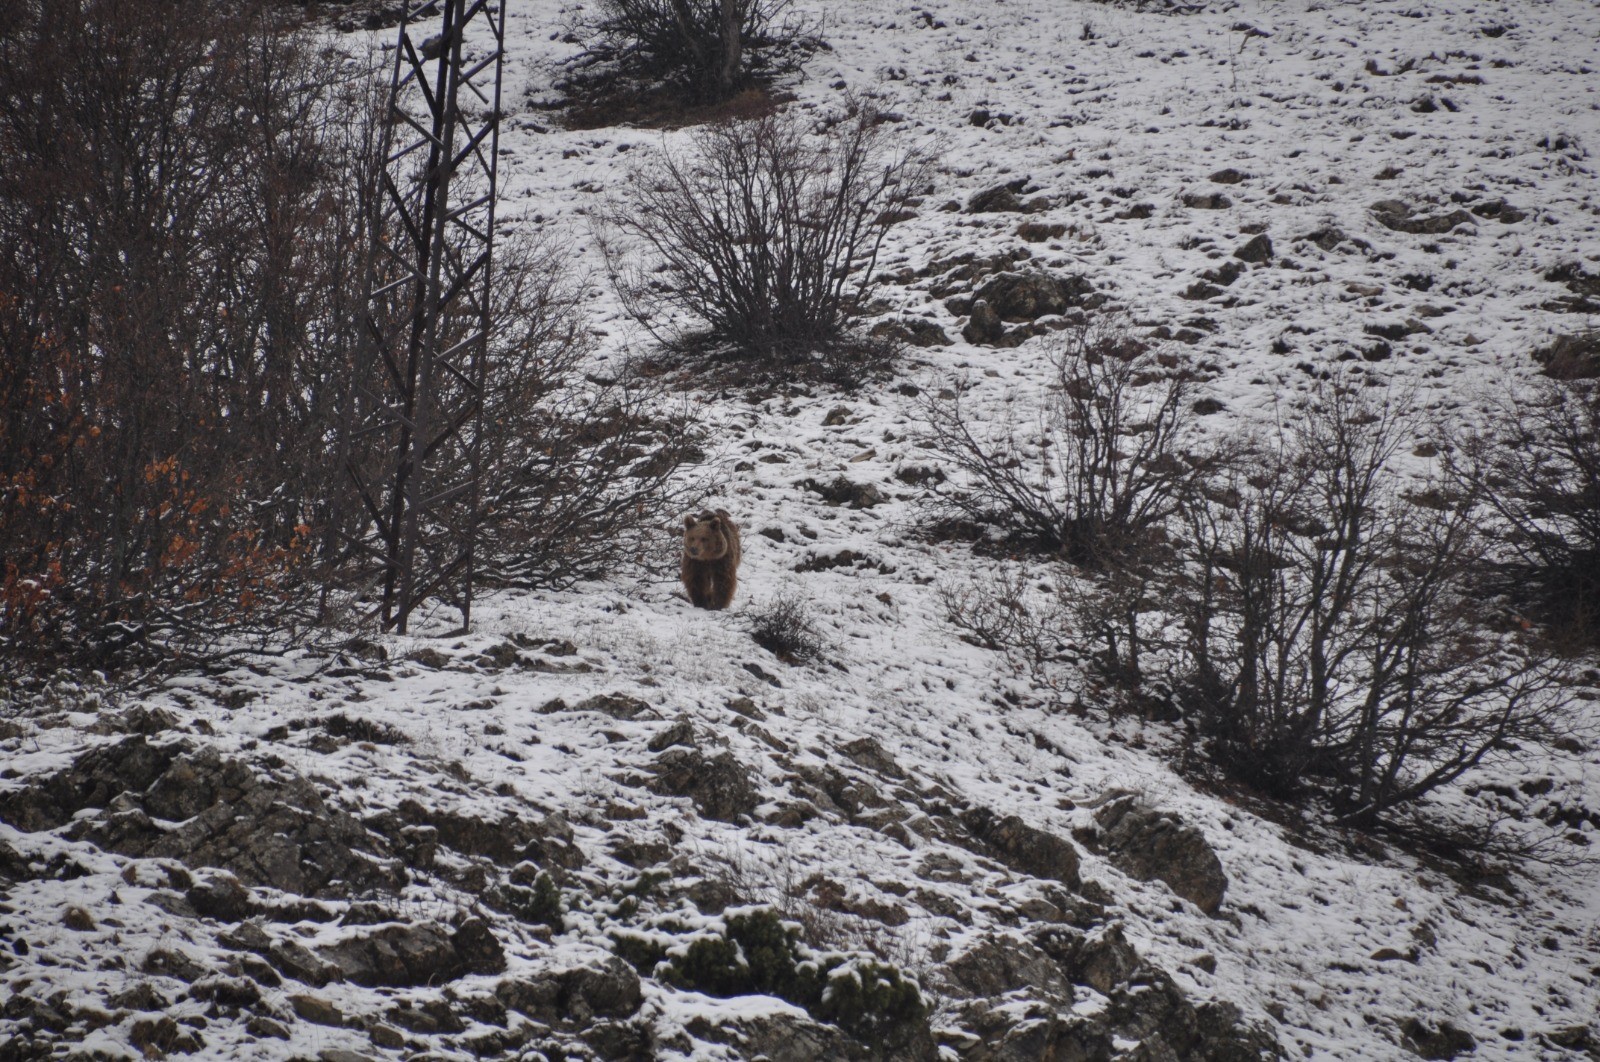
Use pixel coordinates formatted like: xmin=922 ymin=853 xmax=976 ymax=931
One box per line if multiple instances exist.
xmin=3 ymin=1 xmax=1599 ymax=1060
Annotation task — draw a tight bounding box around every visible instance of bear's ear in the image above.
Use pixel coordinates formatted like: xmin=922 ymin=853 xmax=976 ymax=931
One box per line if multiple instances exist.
xmin=683 ymin=515 xmax=697 ymax=529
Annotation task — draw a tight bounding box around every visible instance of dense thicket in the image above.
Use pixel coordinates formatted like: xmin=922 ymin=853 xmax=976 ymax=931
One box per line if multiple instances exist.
xmin=0 ymin=0 xmax=700 ymax=666
xmin=0 ymin=0 xmax=371 ymax=663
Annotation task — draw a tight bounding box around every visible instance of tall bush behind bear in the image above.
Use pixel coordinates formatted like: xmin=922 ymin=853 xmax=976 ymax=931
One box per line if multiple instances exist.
xmin=682 ymin=510 xmax=741 ymax=609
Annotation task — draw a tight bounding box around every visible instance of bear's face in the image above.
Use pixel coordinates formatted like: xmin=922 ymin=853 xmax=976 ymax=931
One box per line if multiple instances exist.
xmin=683 ymin=514 xmax=731 ymax=561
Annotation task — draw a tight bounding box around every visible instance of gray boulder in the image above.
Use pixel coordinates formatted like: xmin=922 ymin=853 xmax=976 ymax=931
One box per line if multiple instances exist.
xmin=1094 ymin=796 xmax=1227 ymax=915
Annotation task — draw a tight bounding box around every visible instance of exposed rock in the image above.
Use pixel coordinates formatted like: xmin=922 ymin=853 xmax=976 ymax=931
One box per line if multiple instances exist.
xmin=1544 ymin=263 xmax=1600 ymax=314
xmin=1402 ymin=1018 xmax=1478 ymax=1060
xmin=962 ymin=299 xmax=1006 ymax=344
xmin=290 ymin=993 xmax=345 ymax=1027
xmin=1210 ymin=168 xmax=1248 ymax=184
xmin=130 ymin=1015 xmax=204 ymax=1056
xmin=1470 ymin=199 xmax=1526 ymax=223
xmin=870 ymin=317 xmax=952 ymax=347
xmin=1183 ymin=192 xmax=1232 ymax=209
xmin=939 ymin=934 xmax=1075 ymax=1004
xmin=1370 ymin=200 xmax=1475 ymax=235
xmin=648 ymin=718 xmax=697 ymax=753
xmin=318 ymin=1049 xmax=378 ymax=1062
xmin=1197 ymin=1001 xmax=1286 ymax=1061
xmin=693 ymin=1008 xmax=870 ymax=1061
xmin=187 ymin=871 xmax=253 ymax=922
xmin=316 ymin=918 xmax=505 ymax=987
xmin=376 ymin=799 xmax=584 ymax=870
xmin=1094 ymin=796 xmax=1228 ymax=914
xmin=967 ymin=177 xmax=1031 ymax=213
xmin=954 ymin=998 xmax=1112 ymax=1062
xmin=245 ymin=1015 xmax=291 ymax=1040
xmin=497 ymin=957 xmax=643 ymax=1024
xmin=1202 ymin=260 xmax=1245 ymax=287
xmin=805 ymin=475 xmax=887 ymax=509
xmin=959 ymin=806 xmax=1082 ymax=888
xmin=973 ymin=271 xmax=1099 ymax=321
xmin=840 ymin=737 xmax=906 ymax=779
xmin=1106 ymin=967 xmax=1201 ymax=1054
xmin=141 ymin=947 xmax=209 ymax=983
xmin=1017 ymin=220 xmax=1068 ymax=243
xmin=108 ymin=983 xmax=171 ymax=1011
xmin=0 ymin=735 xmax=182 ymax=832
xmin=1030 ymin=922 xmax=1142 ymax=994
xmin=1234 ymin=233 xmax=1274 ymax=263
xmin=187 ymin=975 xmax=261 ymax=1008
xmin=650 ymin=748 xmax=759 ymax=822
xmin=1536 ymin=330 xmax=1600 ymax=379
xmin=406 ymin=647 xmax=452 ymax=669
xmin=8 ymin=741 xmax=404 ymax=898
xmin=568 ymin=693 xmax=653 ymax=720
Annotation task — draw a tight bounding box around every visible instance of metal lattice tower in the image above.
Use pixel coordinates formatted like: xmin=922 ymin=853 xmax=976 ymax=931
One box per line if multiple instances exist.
xmin=342 ymin=0 xmax=506 ymax=634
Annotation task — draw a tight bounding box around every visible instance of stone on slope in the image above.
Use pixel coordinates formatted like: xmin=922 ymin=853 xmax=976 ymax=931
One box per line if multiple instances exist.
xmin=1094 ymin=796 xmax=1227 ymax=915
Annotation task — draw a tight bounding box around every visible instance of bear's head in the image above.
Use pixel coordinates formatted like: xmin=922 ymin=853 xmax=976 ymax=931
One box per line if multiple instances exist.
xmin=683 ymin=512 xmax=732 ymax=561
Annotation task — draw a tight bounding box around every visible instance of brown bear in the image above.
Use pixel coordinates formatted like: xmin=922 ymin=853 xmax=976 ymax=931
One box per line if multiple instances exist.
xmin=681 ymin=509 xmax=741 ymax=610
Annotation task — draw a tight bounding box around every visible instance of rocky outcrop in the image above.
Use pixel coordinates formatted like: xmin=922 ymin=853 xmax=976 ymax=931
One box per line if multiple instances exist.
xmin=973 ymin=271 xmax=1099 ymax=321
xmin=650 ymin=747 xmax=760 ymax=822
xmin=318 ymin=918 xmax=505 ymax=987
xmin=1370 ymin=200 xmax=1475 ymax=235
xmin=938 ymin=934 xmax=1075 ymax=1004
xmin=959 ymin=806 xmax=1082 ymax=888
xmin=1094 ymin=796 xmax=1228 ymax=915
xmin=0 ymin=738 xmax=403 ymax=897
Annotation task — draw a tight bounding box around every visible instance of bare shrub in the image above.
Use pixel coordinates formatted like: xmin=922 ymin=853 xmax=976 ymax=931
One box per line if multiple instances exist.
xmin=1451 ymin=377 xmax=1600 ymax=640
xmin=348 ymin=229 xmax=709 ymax=594
xmin=939 ymin=569 xmax=1047 ymax=656
xmin=747 ymin=589 xmax=832 ymax=664
xmin=567 ymin=0 xmax=815 ymax=111
xmin=920 ymin=316 xmax=1209 ymax=567
xmin=1172 ymin=388 xmax=1568 ymax=827
xmin=601 ymin=105 xmax=931 ymax=369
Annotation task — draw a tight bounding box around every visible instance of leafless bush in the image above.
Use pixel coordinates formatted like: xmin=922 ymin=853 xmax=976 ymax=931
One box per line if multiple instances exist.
xmin=1172 ymin=388 xmax=1569 ymax=827
xmin=568 ymin=0 xmax=815 ymax=109
xmin=920 ymin=316 xmax=1210 ymax=567
xmin=1450 ymin=377 xmax=1600 ymax=641
xmin=453 ymin=236 xmax=710 ymax=590
xmin=601 ymin=105 xmax=931 ymax=368
xmin=939 ymin=569 xmax=1047 ymax=656
xmin=747 ymin=589 xmax=832 ymax=664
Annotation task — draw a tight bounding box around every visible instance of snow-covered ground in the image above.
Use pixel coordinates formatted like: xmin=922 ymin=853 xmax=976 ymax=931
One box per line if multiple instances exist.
xmin=3 ymin=0 xmax=1599 ymax=1059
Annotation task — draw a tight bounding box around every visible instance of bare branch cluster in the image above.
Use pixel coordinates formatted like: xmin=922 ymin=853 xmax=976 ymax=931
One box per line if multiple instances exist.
xmin=1173 ymin=389 xmax=1567 ymax=826
xmin=921 ymin=315 xmax=1209 ymax=567
xmin=602 ymin=106 xmax=932 ymax=366
xmin=572 ymin=0 xmax=813 ymax=106
xmin=918 ymin=334 xmax=1576 ymax=835
xmin=1450 ymin=377 xmax=1600 ymax=639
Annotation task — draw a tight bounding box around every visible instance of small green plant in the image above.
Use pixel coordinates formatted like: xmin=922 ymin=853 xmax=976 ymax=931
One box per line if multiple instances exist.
xmin=813 ymin=959 xmax=927 ymax=1048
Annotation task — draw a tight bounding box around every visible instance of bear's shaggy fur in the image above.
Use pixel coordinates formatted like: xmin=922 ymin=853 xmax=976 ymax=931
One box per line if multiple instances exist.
xmin=681 ymin=509 xmax=741 ymax=610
